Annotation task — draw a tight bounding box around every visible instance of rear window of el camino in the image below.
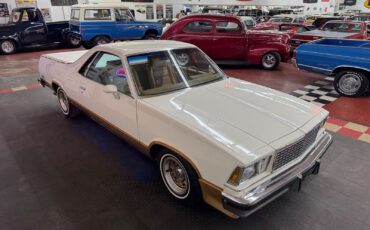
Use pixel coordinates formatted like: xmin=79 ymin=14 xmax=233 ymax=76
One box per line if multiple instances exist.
xmin=184 ymin=21 xmax=213 ymax=33
xmin=84 ymin=9 xmax=111 ymax=20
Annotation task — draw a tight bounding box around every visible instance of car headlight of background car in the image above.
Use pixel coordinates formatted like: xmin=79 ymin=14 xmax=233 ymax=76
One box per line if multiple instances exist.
xmin=228 ymin=156 xmax=272 ymax=186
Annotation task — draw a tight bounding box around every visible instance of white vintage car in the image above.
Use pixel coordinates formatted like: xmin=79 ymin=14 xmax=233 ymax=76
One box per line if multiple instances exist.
xmin=38 ymin=40 xmax=332 ymax=218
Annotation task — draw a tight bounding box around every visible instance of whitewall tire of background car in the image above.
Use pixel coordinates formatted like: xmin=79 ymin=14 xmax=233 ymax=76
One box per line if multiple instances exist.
xmin=158 ymin=150 xmax=202 ymax=204
xmin=57 ymin=88 xmax=80 ymax=118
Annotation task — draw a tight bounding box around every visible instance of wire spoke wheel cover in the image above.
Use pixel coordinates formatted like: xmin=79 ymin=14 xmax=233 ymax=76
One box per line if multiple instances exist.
xmin=338 ymin=73 xmax=362 ymax=95
xmin=160 ymin=154 xmax=190 ymax=199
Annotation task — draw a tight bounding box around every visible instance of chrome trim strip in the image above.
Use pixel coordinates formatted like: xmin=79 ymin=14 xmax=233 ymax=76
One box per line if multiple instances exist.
xmin=222 ymin=132 xmax=332 ymax=206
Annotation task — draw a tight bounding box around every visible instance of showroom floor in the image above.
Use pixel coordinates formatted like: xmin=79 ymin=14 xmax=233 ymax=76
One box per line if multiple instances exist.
xmin=1 ymin=47 xmax=370 ymax=230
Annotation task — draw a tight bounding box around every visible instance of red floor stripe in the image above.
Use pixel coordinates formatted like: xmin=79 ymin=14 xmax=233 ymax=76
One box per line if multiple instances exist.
xmin=365 ymin=128 xmax=370 ymax=135
xmin=337 ymin=127 xmax=363 ymax=139
xmin=26 ymin=83 xmax=42 ymax=89
xmin=0 ymin=88 xmax=12 ymax=94
xmin=327 ymin=117 xmax=348 ymax=126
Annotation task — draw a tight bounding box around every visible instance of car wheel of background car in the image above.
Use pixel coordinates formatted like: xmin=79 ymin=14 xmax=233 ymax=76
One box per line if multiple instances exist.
xmin=67 ymin=34 xmax=81 ymax=48
xmin=0 ymin=40 xmax=16 ymax=54
xmin=261 ymin=52 xmax=280 ymax=70
xmin=57 ymin=88 xmax=80 ymax=118
xmin=158 ymin=149 xmax=202 ymax=204
xmin=334 ymin=70 xmax=369 ymax=97
xmin=144 ymin=33 xmax=157 ymax=40
xmin=81 ymin=41 xmax=94 ymax=49
xmin=93 ymin=36 xmax=111 ymax=47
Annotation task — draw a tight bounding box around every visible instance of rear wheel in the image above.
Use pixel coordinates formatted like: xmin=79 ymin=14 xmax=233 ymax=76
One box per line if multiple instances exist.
xmin=334 ymin=70 xmax=369 ymax=97
xmin=57 ymin=88 xmax=80 ymax=118
xmin=261 ymin=52 xmax=280 ymax=70
xmin=157 ymin=149 xmax=202 ymax=205
xmin=0 ymin=40 xmax=16 ymax=54
xmin=92 ymin=36 xmax=111 ymax=47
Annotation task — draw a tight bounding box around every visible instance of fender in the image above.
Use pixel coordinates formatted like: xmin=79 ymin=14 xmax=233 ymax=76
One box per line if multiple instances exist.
xmin=0 ymin=33 xmax=22 ymax=48
xmin=247 ymin=42 xmax=290 ymax=64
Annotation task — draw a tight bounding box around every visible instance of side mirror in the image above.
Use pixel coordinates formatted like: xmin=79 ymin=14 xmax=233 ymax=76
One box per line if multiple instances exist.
xmin=103 ymin=85 xmax=120 ymax=99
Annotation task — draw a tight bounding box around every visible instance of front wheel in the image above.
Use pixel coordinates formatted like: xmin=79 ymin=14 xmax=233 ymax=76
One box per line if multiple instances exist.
xmin=334 ymin=70 xmax=369 ymax=97
xmin=158 ymin=150 xmax=202 ymax=204
xmin=261 ymin=52 xmax=280 ymax=70
xmin=57 ymin=88 xmax=80 ymax=118
xmin=0 ymin=40 xmax=16 ymax=54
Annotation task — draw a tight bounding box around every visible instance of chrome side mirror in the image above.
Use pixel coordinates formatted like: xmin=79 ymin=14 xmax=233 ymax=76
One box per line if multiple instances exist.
xmin=103 ymin=84 xmax=120 ymax=99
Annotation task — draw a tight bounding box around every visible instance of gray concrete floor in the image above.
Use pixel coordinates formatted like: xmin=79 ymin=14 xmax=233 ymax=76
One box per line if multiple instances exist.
xmin=1 ymin=77 xmax=370 ymax=230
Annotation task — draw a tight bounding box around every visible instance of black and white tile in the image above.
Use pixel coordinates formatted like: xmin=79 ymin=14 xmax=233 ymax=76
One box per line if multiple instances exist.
xmin=290 ymin=77 xmax=340 ymax=107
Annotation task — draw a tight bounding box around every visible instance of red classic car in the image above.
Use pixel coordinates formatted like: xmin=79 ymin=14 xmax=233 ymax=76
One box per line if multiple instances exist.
xmin=289 ymin=20 xmax=370 ymax=50
xmin=161 ymin=14 xmax=291 ymax=70
xmin=252 ymin=14 xmax=310 ymax=31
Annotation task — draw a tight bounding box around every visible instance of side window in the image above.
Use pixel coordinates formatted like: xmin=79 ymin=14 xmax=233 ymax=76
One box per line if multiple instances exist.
xmin=83 ymin=52 xmax=131 ymax=96
xmin=28 ymin=11 xmax=41 ymax=22
xmin=84 ymin=9 xmax=111 ymax=20
xmin=216 ymin=21 xmax=241 ymax=33
xmin=21 ymin=10 xmax=29 ymax=22
xmin=184 ymin=21 xmax=213 ymax=33
xmin=115 ymin=9 xmax=134 ymax=21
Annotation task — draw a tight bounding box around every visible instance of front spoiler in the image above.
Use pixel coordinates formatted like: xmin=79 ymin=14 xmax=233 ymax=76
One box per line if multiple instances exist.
xmin=222 ymin=132 xmax=333 ymax=218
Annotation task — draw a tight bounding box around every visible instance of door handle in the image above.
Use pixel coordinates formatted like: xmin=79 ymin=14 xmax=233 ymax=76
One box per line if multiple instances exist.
xmin=80 ymin=86 xmax=86 ymax=91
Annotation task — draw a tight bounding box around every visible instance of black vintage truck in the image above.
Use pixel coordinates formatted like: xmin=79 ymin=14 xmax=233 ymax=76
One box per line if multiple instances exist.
xmin=0 ymin=7 xmax=79 ymax=54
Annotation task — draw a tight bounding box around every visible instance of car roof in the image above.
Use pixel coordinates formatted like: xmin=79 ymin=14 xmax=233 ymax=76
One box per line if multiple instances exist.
xmin=181 ymin=14 xmax=242 ymax=21
xmin=100 ymin=40 xmax=196 ymax=56
xmin=72 ymin=3 xmax=129 ymax=9
xmin=272 ymin=14 xmax=304 ymax=18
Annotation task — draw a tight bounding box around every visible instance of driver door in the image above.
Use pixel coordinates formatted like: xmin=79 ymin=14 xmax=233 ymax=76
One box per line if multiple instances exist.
xmin=78 ymin=51 xmax=139 ymax=140
xmin=18 ymin=9 xmax=47 ymax=45
xmin=114 ymin=8 xmax=139 ymax=39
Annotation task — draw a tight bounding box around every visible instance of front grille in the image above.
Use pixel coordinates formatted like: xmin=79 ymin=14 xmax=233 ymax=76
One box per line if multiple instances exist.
xmin=272 ymin=125 xmax=321 ymax=171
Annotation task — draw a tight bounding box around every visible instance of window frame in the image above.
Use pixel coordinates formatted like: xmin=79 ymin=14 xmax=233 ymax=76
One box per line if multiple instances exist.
xmin=79 ymin=51 xmax=133 ymax=97
xmin=84 ymin=8 xmax=112 ymax=21
xmin=70 ymin=9 xmax=80 ymax=20
xmin=183 ymin=20 xmax=214 ymax=33
xmin=215 ymin=21 xmax=243 ymax=34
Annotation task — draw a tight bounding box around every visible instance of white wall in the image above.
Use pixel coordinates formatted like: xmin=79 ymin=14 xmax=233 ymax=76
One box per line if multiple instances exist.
xmin=0 ymin=0 xmax=16 ymax=24
xmin=344 ymin=0 xmax=370 ymax=13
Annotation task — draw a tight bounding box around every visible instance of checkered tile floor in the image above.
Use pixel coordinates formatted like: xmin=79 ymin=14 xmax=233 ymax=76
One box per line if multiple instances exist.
xmin=0 ymin=83 xmax=41 ymax=94
xmin=325 ymin=117 xmax=370 ymax=144
xmin=290 ymin=77 xmax=340 ymax=107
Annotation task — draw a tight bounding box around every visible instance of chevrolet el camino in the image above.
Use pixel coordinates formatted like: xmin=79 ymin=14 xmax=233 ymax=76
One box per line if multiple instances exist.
xmin=38 ymin=41 xmax=333 ymax=218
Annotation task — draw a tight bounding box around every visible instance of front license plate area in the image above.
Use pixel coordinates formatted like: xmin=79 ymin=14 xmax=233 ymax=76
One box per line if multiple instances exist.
xmin=291 ymin=162 xmax=320 ymax=192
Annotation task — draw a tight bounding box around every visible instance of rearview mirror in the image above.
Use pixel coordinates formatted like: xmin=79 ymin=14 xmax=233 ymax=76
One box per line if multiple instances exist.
xmin=103 ymin=85 xmax=120 ymax=99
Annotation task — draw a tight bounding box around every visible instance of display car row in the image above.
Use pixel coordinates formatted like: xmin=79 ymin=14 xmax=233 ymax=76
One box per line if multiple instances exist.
xmin=38 ymin=40 xmax=333 ymax=218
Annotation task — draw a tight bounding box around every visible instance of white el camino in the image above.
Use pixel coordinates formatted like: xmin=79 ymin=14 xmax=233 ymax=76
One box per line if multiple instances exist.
xmin=38 ymin=40 xmax=332 ymax=218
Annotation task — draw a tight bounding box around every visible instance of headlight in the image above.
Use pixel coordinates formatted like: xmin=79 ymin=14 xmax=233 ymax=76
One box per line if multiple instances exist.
xmin=227 ymin=156 xmax=272 ymax=186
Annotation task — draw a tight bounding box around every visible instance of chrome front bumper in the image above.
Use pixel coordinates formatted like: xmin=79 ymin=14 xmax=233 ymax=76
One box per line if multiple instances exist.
xmin=222 ymin=132 xmax=333 ymax=218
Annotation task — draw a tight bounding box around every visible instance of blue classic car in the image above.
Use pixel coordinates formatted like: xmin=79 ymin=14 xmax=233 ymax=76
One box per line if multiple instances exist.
xmin=69 ymin=4 xmax=163 ymax=49
xmin=294 ymin=38 xmax=370 ymax=97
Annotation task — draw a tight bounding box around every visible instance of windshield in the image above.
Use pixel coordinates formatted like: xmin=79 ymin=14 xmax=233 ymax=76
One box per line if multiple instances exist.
xmin=321 ymin=22 xmax=362 ymax=33
xmin=269 ymin=17 xmax=293 ymax=23
xmin=128 ymin=48 xmax=224 ymax=96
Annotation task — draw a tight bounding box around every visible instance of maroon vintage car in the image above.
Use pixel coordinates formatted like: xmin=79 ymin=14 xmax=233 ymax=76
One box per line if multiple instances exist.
xmin=161 ymin=14 xmax=291 ymax=70
xmin=289 ymin=20 xmax=370 ymax=50
xmin=252 ymin=14 xmax=311 ymax=31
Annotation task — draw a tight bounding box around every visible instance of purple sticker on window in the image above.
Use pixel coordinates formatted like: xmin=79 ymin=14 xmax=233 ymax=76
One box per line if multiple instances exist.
xmin=116 ymin=68 xmax=126 ymax=78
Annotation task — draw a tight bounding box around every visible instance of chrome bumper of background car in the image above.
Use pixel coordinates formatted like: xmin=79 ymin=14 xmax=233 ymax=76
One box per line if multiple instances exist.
xmin=221 ymin=132 xmax=333 ymax=218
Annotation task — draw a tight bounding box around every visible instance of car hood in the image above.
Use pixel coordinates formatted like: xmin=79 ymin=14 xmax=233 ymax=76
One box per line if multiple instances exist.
xmin=293 ymin=29 xmax=357 ymax=39
xmin=143 ymin=78 xmax=323 ymax=152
